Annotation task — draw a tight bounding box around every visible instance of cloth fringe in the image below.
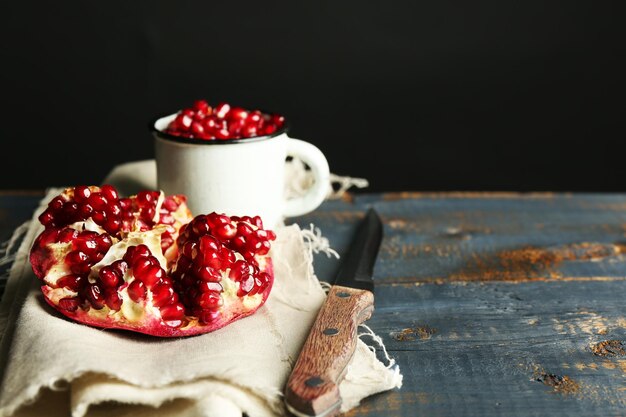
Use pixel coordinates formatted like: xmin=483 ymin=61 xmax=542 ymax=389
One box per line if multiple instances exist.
xmin=327 ymin=173 xmax=369 ymax=200
xmin=284 ymin=157 xmax=368 ymax=201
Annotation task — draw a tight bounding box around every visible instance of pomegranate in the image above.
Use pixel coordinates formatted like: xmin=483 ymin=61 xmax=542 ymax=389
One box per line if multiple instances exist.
xmin=29 ymin=185 xmax=276 ymax=337
xmin=164 ymin=99 xmax=286 ymax=140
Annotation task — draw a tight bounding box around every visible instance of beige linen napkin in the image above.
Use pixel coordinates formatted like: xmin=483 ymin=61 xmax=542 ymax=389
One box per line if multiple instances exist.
xmin=0 ymin=162 xmax=401 ymax=417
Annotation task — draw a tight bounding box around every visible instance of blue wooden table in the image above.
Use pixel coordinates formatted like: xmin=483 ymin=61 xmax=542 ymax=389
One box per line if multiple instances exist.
xmin=2 ymin=191 xmax=626 ymax=416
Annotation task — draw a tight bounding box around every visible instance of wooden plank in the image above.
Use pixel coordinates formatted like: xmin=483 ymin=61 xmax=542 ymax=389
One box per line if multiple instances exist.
xmin=342 ymin=281 xmax=626 ymax=416
xmin=295 ymin=193 xmax=626 ymax=284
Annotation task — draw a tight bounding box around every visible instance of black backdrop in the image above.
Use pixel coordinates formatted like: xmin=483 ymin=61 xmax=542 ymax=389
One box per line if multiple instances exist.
xmin=2 ymin=1 xmax=625 ymax=193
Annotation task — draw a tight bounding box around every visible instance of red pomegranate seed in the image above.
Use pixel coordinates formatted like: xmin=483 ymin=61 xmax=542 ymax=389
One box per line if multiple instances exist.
xmin=160 ymin=303 xmax=185 ymax=320
xmin=199 ymin=309 xmax=220 ymax=324
xmin=58 ymin=228 xmax=78 ymax=243
xmin=92 ymin=211 xmax=107 ymax=225
xmin=174 ymin=113 xmax=193 ymax=131
xmin=107 ymin=203 xmax=122 ymax=217
xmin=228 ymin=119 xmax=245 ymax=137
xmin=197 ymin=292 xmax=223 ymax=310
xmin=124 ymin=244 xmax=151 ymax=263
xmin=238 ymin=275 xmax=255 ymax=296
xmin=198 ymin=281 xmax=223 ymax=293
xmin=214 ymin=128 xmax=230 ymax=140
xmin=38 ymin=228 xmax=61 ymax=245
xmin=138 ymin=265 xmax=164 ymax=288
xmin=99 ymin=266 xmax=121 ymax=288
xmin=57 ymin=274 xmax=85 ymax=291
xmin=119 ymin=198 xmax=132 ymax=210
xmin=271 ymin=114 xmax=285 ymax=126
xmin=96 ymin=234 xmax=113 ymax=251
xmin=231 ymin=235 xmax=246 ymax=252
xmin=162 ymin=197 xmax=180 ymax=211
xmin=38 ymin=211 xmax=55 ymax=226
xmin=140 ymin=207 xmax=156 ymax=222
xmin=128 ymin=280 xmax=146 ymax=302
xmin=242 ymin=123 xmax=258 ymax=138
xmin=104 ymin=218 xmax=122 ymax=234
xmin=151 ymin=283 xmax=174 ymax=307
xmin=256 ymin=240 xmax=271 ymax=256
xmin=221 ymin=249 xmax=236 ymax=267
xmin=213 ymin=223 xmax=236 ymax=240
xmin=78 ymin=204 xmax=93 ymax=218
xmin=100 ymin=185 xmax=119 ymax=201
xmin=202 ymin=115 xmax=219 ymax=131
xmin=111 ymin=259 xmax=128 ymax=277
xmin=194 ymin=265 xmax=221 ymax=282
xmin=66 ymin=203 xmax=79 ymax=219
xmin=193 ymin=99 xmax=210 ymax=112
xmin=191 ymin=121 xmax=205 ymax=136
xmin=58 ymin=297 xmax=80 ymax=312
xmin=229 ymin=260 xmax=250 ymax=282
xmin=105 ymin=290 xmax=123 ymax=310
xmin=192 ymin=218 xmax=211 ymax=235
xmin=133 ymin=256 xmax=159 ymax=279
xmin=182 ymin=241 xmax=197 ymax=259
xmin=247 ymin=277 xmax=262 ymax=296
xmin=199 ymin=235 xmax=220 ymax=252
xmin=73 ymin=234 xmax=98 ymax=254
xmin=65 ymin=251 xmax=90 ymax=274
xmin=200 ymin=250 xmax=221 ymax=269
xmin=85 ymin=284 xmax=105 ymax=310
xmin=229 ymin=107 xmax=248 ymax=120
xmin=248 ymin=111 xmax=262 ymax=124
xmin=49 ymin=196 xmax=65 ymax=211
xmin=214 ymin=103 xmax=231 ymax=119
xmin=236 ymin=223 xmax=253 ymax=237
xmin=263 ymin=125 xmax=277 ymax=135
xmin=208 ymin=213 xmax=230 ymax=227
xmin=136 ymin=191 xmax=155 ymax=207
xmin=74 ymin=186 xmax=91 ymax=203
xmin=88 ymin=194 xmax=108 ymax=211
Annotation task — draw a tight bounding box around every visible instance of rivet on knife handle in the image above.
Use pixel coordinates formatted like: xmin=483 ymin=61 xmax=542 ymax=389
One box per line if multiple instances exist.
xmin=285 ymin=285 xmax=375 ymax=417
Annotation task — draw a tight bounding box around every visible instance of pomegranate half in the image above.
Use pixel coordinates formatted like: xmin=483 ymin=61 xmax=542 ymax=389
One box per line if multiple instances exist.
xmin=29 ymin=185 xmax=276 ymax=337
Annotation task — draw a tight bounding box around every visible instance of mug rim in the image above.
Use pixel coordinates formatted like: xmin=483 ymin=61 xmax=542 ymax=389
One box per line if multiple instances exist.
xmin=149 ymin=111 xmax=290 ymax=145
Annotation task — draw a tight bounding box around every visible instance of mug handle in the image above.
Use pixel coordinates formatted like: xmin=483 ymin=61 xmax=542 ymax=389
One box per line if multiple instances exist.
xmin=283 ymin=137 xmax=330 ymax=218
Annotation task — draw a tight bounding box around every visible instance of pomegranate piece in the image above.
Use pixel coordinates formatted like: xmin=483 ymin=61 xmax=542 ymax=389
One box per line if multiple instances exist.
xmin=164 ymin=99 xmax=286 ymax=141
xmin=29 ymin=185 xmax=276 ymax=337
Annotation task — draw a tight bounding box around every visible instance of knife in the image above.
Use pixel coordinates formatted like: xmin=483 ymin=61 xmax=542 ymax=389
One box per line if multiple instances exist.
xmin=285 ymin=207 xmax=383 ymax=417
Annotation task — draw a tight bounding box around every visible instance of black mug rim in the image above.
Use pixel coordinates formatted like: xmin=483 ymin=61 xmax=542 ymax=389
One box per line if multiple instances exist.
xmin=149 ymin=111 xmax=289 ymax=145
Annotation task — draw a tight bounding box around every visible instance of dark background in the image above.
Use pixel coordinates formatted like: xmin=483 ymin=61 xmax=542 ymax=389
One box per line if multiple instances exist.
xmin=2 ymin=1 xmax=625 ymax=193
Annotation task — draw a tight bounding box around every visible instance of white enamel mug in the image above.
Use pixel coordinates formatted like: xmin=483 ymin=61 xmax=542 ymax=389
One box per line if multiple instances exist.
xmin=151 ymin=113 xmax=330 ymax=229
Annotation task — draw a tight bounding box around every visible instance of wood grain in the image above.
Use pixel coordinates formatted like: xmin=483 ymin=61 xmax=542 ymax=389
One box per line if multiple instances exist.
xmin=285 ymin=285 xmax=374 ymax=417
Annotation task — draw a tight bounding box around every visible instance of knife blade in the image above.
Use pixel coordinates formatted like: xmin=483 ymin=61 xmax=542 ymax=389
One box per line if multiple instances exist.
xmin=285 ymin=208 xmax=383 ymax=417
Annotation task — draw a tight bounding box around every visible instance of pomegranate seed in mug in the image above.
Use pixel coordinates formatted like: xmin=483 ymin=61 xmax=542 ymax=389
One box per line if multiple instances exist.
xmin=164 ymin=100 xmax=285 ymax=141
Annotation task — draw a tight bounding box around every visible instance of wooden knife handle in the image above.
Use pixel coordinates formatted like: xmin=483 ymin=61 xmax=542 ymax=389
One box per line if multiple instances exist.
xmin=285 ymin=285 xmax=374 ymax=417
